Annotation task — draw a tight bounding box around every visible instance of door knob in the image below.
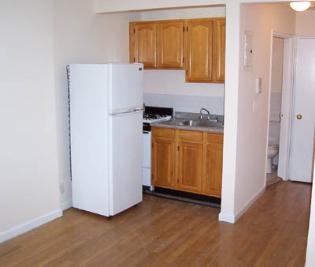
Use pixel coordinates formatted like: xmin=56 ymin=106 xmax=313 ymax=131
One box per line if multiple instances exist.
xmin=296 ymin=114 xmax=303 ymax=120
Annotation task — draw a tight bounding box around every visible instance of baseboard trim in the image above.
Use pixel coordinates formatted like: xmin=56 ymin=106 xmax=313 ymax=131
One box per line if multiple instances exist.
xmin=235 ymin=186 xmax=265 ymax=222
xmin=0 ymin=209 xmax=63 ymax=243
xmin=60 ymin=199 xmax=72 ymax=211
xmin=219 ymin=186 xmax=265 ymax=224
xmin=218 ymin=212 xmax=236 ymax=223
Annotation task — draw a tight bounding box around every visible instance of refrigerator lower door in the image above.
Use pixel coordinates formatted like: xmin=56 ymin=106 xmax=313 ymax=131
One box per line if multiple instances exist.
xmin=109 ymin=111 xmax=143 ymax=215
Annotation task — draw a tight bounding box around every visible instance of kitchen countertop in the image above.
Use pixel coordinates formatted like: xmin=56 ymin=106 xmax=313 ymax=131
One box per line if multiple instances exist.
xmin=151 ymin=119 xmax=224 ymax=134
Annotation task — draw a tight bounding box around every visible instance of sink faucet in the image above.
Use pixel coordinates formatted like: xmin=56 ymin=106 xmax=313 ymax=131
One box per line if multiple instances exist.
xmin=199 ymin=108 xmax=211 ymax=120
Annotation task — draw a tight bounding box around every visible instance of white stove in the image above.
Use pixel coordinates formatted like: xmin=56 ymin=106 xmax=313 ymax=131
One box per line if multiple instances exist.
xmin=142 ymin=106 xmax=173 ymax=190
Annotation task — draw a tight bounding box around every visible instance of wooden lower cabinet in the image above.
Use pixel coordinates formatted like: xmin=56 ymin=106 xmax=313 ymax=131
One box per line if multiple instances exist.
xmin=152 ymin=129 xmax=176 ymax=189
xmin=152 ymin=127 xmax=223 ymax=198
xmin=202 ymin=134 xmax=223 ymax=197
xmin=177 ymin=141 xmax=203 ymax=193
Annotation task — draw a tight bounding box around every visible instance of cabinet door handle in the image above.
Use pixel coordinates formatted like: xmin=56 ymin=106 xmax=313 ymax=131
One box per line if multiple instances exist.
xmin=296 ymin=114 xmax=302 ymax=120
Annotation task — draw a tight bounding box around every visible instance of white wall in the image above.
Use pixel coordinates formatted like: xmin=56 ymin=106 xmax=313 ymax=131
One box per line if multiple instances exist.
xmin=0 ymin=0 xmax=61 ymax=241
xmin=306 ymin=159 xmax=315 ymax=267
xmin=54 ymin=0 xmax=140 ymax=208
xmin=140 ymin=6 xmax=225 ymax=20
xmin=295 ymin=10 xmax=315 ymax=36
xmin=235 ymin=3 xmax=295 ymax=217
xmin=95 ymin=0 xmax=226 ymax=13
xmin=144 ymin=93 xmax=225 ymax=114
xmin=144 ymin=70 xmax=224 ymax=98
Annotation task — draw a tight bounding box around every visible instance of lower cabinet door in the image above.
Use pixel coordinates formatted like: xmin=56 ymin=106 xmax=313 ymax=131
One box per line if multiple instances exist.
xmin=177 ymin=141 xmax=203 ymax=193
xmin=203 ymin=142 xmax=223 ymax=197
xmin=152 ymin=137 xmax=176 ymax=188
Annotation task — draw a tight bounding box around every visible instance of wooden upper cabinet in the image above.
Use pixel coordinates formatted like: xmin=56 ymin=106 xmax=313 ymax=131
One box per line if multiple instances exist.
xmin=185 ymin=19 xmax=213 ymax=82
xmin=130 ymin=18 xmax=225 ymax=80
xmin=212 ymin=19 xmax=226 ymax=83
xmin=130 ymin=22 xmax=157 ymax=68
xmin=157 ymin=20 xmax=184 ymax=69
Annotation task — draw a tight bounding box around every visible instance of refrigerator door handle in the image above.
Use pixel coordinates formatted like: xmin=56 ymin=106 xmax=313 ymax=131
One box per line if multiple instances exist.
xmin=110 ymin=108 xmax=144 ymax=116
xmin=133 ymin=107 xmax=144 ymax=112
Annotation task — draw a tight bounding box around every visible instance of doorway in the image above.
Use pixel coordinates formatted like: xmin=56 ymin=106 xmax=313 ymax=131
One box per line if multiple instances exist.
xmin=266 ymin=36 xmax=284 ymax=184
xmin=266 ymin=34 xmax=293 ymax=185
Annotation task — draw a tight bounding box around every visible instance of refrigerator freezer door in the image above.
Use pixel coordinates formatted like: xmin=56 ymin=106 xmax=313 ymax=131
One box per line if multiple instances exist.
xmin=109 ymin=64 xmax=143 ymax=114
xmin=109 ymin=111 xmax=143 ymax=215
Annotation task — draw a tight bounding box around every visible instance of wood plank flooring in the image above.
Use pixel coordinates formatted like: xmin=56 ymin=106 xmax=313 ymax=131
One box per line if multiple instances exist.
xmin=0 ymin=181 xmax=311 ymax=267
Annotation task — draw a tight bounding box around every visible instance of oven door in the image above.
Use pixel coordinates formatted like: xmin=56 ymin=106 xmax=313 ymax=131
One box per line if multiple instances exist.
xmin=142 ymin=131 xmax=152 ymax=187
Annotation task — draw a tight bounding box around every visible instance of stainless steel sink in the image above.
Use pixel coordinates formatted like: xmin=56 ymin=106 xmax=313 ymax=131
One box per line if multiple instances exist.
xmin=166 ymin=119 xmax=223 ymax=128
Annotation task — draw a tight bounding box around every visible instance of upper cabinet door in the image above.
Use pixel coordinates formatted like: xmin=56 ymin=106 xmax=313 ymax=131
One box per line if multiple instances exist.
xmin=130 ymin=22 xmax=157 ymax=68
xmin=185 ymin=19 xmax=213 ymax=82
xmin=157 ymin=20 xmax=184 ymax=69
xmin=212 ymin=19 xmax=226 ymax=83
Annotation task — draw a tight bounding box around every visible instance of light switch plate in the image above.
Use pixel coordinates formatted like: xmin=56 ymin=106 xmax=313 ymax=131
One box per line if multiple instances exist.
xmin=243 ymin=31 xmax=254 ymax=71
xmin=255 ymin=77 xmax=262 ymax=94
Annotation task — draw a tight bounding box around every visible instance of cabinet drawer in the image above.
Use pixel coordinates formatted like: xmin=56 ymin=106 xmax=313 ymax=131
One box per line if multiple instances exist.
xmin=152 ymin=127 xmax=175 ymax=138
xmin=207 ymin=133 xmax=223 ymax=144
xmin=177 ymin=130 xmax=203 ymax=143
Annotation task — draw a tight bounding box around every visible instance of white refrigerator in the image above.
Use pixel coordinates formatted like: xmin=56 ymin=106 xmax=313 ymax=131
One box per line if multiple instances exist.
xmin=68 ymin=63 xmax=144 ymax=217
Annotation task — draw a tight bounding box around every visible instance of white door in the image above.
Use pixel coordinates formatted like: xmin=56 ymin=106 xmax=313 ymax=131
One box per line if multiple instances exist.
xmin=289 ymin=38 xmax=315 ymax=183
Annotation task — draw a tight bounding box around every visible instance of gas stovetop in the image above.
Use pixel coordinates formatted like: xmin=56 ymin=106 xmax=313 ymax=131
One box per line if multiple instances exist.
xmin=143 ymin=106 xmax=173 ymax=124
xmin=143 ymin=114 xmax=172 ymax=124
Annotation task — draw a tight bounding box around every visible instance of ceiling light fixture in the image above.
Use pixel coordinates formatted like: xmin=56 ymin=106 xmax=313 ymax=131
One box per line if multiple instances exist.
xmin=290 ymin=1 xmax=311 ymax=12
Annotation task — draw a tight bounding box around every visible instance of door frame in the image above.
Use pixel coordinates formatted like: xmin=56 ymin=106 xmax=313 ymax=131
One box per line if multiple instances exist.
xmin=265 ymin=30 xmax=295 ymax=185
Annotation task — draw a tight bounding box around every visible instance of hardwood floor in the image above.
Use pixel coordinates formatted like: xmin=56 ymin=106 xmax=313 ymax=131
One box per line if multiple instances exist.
xmin=0 ymin=181 xmax=311 ymax=267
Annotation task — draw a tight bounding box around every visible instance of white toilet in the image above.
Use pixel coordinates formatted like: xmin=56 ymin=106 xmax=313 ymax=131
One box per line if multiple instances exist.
xmin=266 ymin=144 xmax=279 ymax=173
